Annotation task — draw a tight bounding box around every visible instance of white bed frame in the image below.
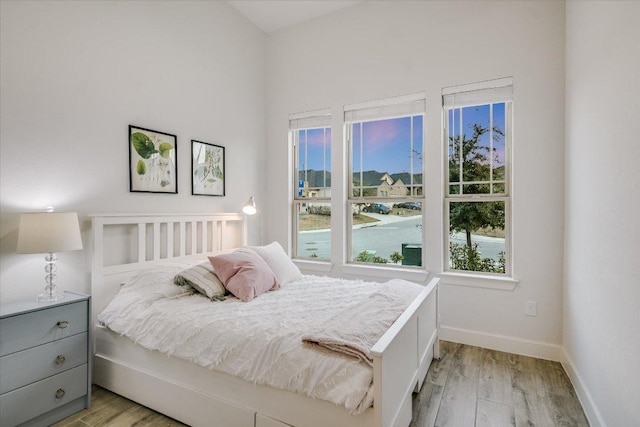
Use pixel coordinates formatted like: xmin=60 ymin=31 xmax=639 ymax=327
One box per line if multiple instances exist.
xmin=91 ymin=213 xmax=439 ymax=427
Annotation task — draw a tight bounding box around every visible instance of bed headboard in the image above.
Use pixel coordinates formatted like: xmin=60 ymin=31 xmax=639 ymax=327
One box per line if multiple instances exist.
xmin=90 ymin=213 xmax=245 ymax=320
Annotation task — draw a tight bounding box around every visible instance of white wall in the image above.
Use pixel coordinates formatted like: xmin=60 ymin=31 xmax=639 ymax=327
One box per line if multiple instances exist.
xmin=266 ymin=0 xmax=566 ymax=356
xmin=564 ymin=2 xmax=640 ymax=426
xmin=0 ymin=0 xmax=266 ymax=303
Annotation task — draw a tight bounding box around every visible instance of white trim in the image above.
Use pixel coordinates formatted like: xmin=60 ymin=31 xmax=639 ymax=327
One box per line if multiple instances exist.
xmin=344 ymin=93 xmax=426 ymax=123
xmin=442 ymin=76 xmax=513 ymax=96
xmin=289 ymin=108 xmax=331 ymax=121
xmin=438 ymin=272 xmax=518 ymax=291
xmin=439 ymin=325 xmax=561 ymax=361
xmin=293 ymin=259 xmax=332 ymax=274
xmin=560 ymin=348 xmax=607 ymax=427
xmin=289 ymin=108 xmax=332 ymax=130
xmin=344 ymin=92 xmax=426 ymax=113
xmin=340 ymin=264 xmax=429 ymax=283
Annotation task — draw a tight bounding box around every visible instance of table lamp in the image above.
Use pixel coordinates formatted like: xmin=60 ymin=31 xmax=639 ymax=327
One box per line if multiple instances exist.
xmin=17 ymin=210 xmax=83 ymax=302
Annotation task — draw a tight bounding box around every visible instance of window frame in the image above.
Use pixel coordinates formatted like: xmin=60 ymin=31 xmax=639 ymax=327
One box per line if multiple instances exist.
xmin=442 ymin=81 xmax=513 ymax=277
xmin=344 ymin=94 xmax=426 ymax=267
xmin=289 ymin=109 xmax=332 ymax=261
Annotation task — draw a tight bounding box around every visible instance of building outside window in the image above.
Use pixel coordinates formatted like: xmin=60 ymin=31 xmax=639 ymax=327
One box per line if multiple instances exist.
xmin=344 ymin=94 xmax=426 ymax=267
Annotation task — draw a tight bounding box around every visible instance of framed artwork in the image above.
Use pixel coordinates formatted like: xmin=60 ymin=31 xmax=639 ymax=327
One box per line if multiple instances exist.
xmin=191 ymin=140 xmax=225 ymax=196
xmin=129 ymin=125 xmax=177 ymax=193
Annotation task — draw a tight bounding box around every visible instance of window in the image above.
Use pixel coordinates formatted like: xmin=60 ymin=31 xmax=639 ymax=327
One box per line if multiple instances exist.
xmin=443 ymin=79 xmax=513 ymax=275
xmin=290 ymin=110 xmax=332 ymax=260
xmin=345 ymin=94 xmax=426 ymax=266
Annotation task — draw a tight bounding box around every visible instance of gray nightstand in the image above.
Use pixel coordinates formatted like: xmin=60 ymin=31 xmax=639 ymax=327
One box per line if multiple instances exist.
xmin=0 ymin=292 xmax=91 ymax=427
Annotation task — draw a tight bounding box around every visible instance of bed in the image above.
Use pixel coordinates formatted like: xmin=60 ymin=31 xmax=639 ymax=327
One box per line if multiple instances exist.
xmin=90 ymin=213 xmax=439 ymax=427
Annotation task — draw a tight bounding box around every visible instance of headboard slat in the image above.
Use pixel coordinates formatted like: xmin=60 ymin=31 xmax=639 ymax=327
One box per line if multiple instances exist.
xmin=90 ymin=213 xmax=245 ymax=333
xmin=167 ymin=222 xmax=174 ymax=258
xmin=153 ymin=223 xmax=161 ymax=260
xmin=137 ymin=223 xmax=145 ymax=263
xmin=179 ymin=222 xmax=186 ymax=256
xmin=190 ymin=221 xmax=197 ymax=254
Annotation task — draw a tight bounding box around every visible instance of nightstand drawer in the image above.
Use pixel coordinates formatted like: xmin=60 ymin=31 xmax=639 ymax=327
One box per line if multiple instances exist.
xmin=0 ymin=332 xmax=88 ymax=394
xmin=0 ymin=301 xmax=87 ymax=356
xmin=0 ymin=364 xmax=87 ymax=427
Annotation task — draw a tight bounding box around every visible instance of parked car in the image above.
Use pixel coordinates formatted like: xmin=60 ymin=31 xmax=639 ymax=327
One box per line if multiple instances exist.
xmin=394 ymin=202 xmax=422 ymax=210
xmin=363 ymin=203 xmax=391 ymax=214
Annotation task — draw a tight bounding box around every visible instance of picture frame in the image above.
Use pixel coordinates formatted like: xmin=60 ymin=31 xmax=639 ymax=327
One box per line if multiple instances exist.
xmin=191 ymin=140 xmax=225 ymax=196
xmin=129 ymin=125 xmax=177 ymax=194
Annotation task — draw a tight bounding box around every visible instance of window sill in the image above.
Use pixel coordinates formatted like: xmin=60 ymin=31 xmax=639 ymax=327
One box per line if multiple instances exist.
xmin=293 ymin=259 xmax=333 ymax=274
xmin=438 ymin=272 xmax=518 ymax=291
xmin=341 ymin=264 xmax=429 ymax=283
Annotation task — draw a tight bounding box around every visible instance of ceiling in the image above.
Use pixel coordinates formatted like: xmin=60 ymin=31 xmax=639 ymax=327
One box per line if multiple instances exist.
xmin=227 ymin=0 xmax=362 ymax=34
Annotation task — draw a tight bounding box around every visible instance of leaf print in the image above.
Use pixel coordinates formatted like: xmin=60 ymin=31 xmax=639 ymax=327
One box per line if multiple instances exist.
xmin=131 ymin=132 xmax=158 ymax=159
xmin=136 ymin=159 xmax=146 ymax=175
xmin=159 ymin=142 xmax=173 ymax=158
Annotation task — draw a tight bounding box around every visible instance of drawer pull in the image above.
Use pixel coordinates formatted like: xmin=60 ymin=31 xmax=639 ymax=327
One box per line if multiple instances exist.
xmin=55 ymin=355 xmax=66 ymax=365
xmin=55 ymin=388 xmax=66 ymax=399
xmin=56 ymin=320 xmax=69 ymax=329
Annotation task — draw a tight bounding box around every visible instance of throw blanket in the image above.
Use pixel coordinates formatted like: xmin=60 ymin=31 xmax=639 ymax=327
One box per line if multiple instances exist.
xmin=302 ymin=291 xmax=408 ymax=367
xmin=98 ymin=269 xmax=422 ymax=415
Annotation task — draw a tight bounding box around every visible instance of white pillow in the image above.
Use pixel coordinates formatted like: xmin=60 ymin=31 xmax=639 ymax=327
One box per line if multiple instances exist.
xmin=250 ymin=241 xmax=302 ymax=286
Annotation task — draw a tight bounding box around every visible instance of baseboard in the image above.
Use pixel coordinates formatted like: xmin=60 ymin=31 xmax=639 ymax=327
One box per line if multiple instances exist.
xmin=560 ymin=348 xmax=607 ymax=427
xmin=439 ymin=325 xmax=562 ymax=361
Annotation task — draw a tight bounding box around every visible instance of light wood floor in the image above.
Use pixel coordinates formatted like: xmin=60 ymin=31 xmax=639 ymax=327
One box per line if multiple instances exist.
xmin=53 ymin=341 xmax=589 ymax=427
xmin=411 ymin=341 xmax=589 ymax=427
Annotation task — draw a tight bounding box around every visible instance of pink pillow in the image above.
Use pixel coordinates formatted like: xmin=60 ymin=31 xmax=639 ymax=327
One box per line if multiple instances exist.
xmin=208 ymin=248 xmax=278 ymax=302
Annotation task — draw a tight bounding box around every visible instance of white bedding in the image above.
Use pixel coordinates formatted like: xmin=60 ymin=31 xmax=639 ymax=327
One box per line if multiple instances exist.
xmin=97 ymin=264 xmax=422 ymax=415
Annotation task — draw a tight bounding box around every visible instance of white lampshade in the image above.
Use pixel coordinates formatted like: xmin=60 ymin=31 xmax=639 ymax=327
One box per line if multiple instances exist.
xmin=17 ymin=212 xmax=83 ymax=254
xmin=242 ymin=197 xmax=257 ymax=216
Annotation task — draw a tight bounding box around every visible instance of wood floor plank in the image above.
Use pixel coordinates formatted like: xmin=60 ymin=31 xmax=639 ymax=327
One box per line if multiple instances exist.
xmin=100 ymin=405 xmax=162 ymax=427
xmin=476 ymin=398 xmax=516 ymax=427
xmin=479 ymin=349 xmax=514 ymax=406
xmin=410 ymin=381 xmax=444 ymax=427
xmin=536 ymin=359 xmax=577 ymax=398
xmin=512 ymin=386 xmax=557 ymax=427
xmin=453 ymin=343 xmax=486 ymax=378
xmin=425 ymin=342 xmax=456 ymax=386
xmin=50 ymin=420 xmax=87 ymax=427
xmin=434 ymin=362 xmax=478 ymax=427
xmin=77 ymin=394 xmax=138 ymax=426
xmin=547 ymin=393 xmax=590 ymax=427
xmin=508 ymin=352 xmax=538 ymax=374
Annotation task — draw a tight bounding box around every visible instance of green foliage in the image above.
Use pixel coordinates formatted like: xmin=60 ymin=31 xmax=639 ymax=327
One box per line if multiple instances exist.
xmin=136 ymin=160 xmax=146 ymax=175
xmin=390 ymin=251 xmax=404 ymax=264
xmin=158 ymin=142 xmax=173 ymax=158
xmin=449 ymin=201 xmax=505 ymax=236
xmin=449 ymin=122 xmax=506 ymax=264
xmin=308 ymin=205 xmax=331 ymax=216
xmin=449 ymin=242 xmax=505 ymax=274
xmin=131 ymin=132 xmax=158 ymax=159
xmin=355 ymin=250 xmax=388 ymax=264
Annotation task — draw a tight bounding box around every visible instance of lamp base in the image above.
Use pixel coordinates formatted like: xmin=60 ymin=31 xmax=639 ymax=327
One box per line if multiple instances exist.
xmin=37 ymin=291 xmax=65 ymax=303
xmin=38 ymin=252 xmax=65 ymax=302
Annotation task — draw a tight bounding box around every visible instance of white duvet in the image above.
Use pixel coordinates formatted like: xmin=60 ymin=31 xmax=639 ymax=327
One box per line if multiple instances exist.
xmin=98 ymin=265 xmax=422 ymax=415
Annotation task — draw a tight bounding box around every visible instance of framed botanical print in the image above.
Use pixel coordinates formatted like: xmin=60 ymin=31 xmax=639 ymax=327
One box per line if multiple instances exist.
xmin=191 ymin=140 xmax=225 ymax=196
xmin=129 ymin=125 xmax=177 ymax=193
